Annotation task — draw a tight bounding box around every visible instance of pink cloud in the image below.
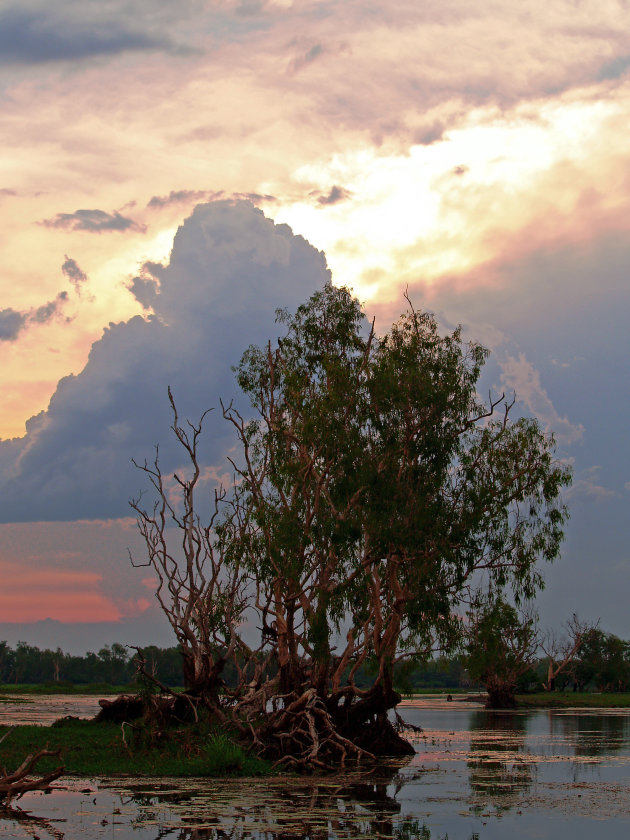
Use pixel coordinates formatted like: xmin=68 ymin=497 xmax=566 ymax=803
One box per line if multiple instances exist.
xmin=0 ymin=562 xmax=122 ymax=623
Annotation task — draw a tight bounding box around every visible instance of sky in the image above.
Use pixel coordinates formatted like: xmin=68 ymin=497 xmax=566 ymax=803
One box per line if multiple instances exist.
xmin=0 ymin=0 xmax=628 ymax=654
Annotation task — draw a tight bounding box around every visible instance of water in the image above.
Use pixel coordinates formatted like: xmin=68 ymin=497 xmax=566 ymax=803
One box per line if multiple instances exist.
xmin=2 ymin=694 xmax=630 ymax=838
xmin=0 ymin=694 xmax=118 ymax=726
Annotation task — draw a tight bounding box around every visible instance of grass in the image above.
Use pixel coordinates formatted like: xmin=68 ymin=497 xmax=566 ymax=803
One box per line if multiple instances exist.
xmin=0 ymin=718 xmax=271 ymax=778
xmin=516 ymin=691 xmax=630 ymax=708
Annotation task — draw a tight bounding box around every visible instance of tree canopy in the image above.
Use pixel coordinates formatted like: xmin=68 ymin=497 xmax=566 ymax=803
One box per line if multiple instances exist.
xmin=131 ymin=283 xmax=571 ymax=765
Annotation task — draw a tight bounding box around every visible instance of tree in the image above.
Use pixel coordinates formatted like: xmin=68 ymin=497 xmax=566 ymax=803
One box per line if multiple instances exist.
xmin=574 ymin=629 xmax=630 ymax=692
xmin=130 ymin=390 xmax=253 ymax=712
xmin=132 ymin=284 xmax=570 ymax=765
xmin=540 ymin=615 xmax=590 ymax=692
xmin=464 ymin=592 xmax=539 ymax=708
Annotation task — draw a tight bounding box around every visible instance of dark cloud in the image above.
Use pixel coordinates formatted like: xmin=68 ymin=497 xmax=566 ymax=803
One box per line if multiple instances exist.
xmin=31 ymin=291 xmax=69 ymax=324
xmin=147 ymin=189 xmax=222 ymax=209
xmin=0 ymin=188 xmax=17 ymax=196
xmin=0 ymin=292 xmax=68 ymax=341
xmin=414 ymin=123 xmax=446 ymax=145
xmin=0 ymin=308 xmax=27 ymax=342
xmin=597 ymin=52 xmax=630 ymax=81
xmin=316 ymin=185 xmax=352 ymax=206
xmin=0 ymin=4 xmax=195 ymax=66
xmin=41 ymin=209 xmax=145 ymax=233
xmin=235 ymin=0 xmax=265 ymax=17
xmin=147 ymin=190 xmax=276 ymax=210
xmin=126 ymin=262 xmax=163 ymax=310
xmin=0 ymin=201 xmax=329 ymax=522
xmin=290 ymin=43 xmax=324 ymax=73
xmin=61 ymin=255 xmax=88 ymax=292
xmin=234 ymin=191 xmax=276 ymax=203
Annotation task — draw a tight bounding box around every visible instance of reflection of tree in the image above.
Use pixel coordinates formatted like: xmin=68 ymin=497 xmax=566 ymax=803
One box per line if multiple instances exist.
xmin=0 ymin=805 xmax=65 ymax=840
xmin=557 ymin=712 xmax=630 ymax=757
xmin=466 ymin=711 xmax=534 ymax=814
xmin=119 ymin=762 xmax=452 ymax=840
xmin=167 ymin=819 xmax=437 ymax=840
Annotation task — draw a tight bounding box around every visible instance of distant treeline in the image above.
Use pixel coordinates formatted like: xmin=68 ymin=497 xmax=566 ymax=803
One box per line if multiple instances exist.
xmin=0 ymin=641 xmax=183 ymax=687
xmin=0 ymin=640 xmax=468 ymax=689
xmin=1 ymin=628 xmax=629 ymax=692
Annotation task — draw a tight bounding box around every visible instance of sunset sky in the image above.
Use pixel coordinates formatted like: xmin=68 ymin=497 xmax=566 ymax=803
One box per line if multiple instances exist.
xmin=1 ymin=0 xmax=629 ymax=653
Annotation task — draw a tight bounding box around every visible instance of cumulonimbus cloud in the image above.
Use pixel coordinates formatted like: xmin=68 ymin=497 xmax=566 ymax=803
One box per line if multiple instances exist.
xmin=0 ymin=200 xmax=329 ymax=522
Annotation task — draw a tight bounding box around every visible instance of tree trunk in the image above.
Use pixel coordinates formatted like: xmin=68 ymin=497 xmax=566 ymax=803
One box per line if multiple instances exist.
xmin=331 ymin=679 xmax=414 ymax=756
xmin=486 ymin=686 xmax=517 ymax=709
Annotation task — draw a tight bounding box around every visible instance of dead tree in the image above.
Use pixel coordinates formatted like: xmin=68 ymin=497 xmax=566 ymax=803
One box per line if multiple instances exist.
xmin=540 ymin=615 xmax=592 ymax=691
xmin=129 ymin=387 xmax=257 ymax=715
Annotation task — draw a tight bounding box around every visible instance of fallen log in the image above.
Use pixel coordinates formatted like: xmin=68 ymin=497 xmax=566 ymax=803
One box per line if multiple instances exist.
xmin=0 ymin=749 xmax=64 ymax=808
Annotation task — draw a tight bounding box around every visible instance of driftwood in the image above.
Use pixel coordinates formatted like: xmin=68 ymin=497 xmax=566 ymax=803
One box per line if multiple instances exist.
xmin=0 ymin=748 xmax=64 ymax=808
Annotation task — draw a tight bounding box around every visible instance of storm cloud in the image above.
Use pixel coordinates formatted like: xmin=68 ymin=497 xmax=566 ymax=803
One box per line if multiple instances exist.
xmin=0 ymin=2 xmax=198 ymax=65
xmin=0 ymin=201 xmax=329 ymax=522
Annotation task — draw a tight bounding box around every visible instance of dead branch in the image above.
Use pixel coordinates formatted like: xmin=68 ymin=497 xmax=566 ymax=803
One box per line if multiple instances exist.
xmin=0 ymin=749 xmax=64 ymax=808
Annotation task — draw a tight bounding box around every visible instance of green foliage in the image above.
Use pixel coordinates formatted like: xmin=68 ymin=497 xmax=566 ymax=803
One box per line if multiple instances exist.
xmin=574 ymin=629 xmax=630 ymax=691
xmin=232 ymin=284 xmax=570 ymax=683
xmin=464 ymin=592 xmax=539 ymax=706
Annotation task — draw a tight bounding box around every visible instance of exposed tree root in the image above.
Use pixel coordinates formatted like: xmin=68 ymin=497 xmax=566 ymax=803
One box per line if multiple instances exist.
xmin=251 ymin=688 xmax=377 ymax=770
xmin=95 ymin=682 xmax=415 ymax=771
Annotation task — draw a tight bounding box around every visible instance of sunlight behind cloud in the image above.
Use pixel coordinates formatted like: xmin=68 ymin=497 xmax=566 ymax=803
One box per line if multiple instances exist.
xmin=273 ymin=88 xmax=629 ymax=301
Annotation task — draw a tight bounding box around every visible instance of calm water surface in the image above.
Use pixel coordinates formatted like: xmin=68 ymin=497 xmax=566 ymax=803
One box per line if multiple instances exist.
xmin=1 ymin=695 xmax=630 ymax=839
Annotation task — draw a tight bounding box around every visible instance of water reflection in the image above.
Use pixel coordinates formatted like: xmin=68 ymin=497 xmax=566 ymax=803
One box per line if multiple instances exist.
xmin=3 ymin=704 xmax=630 ymax=839
xmin=555 ymin=711 xmax=630 ymax=757
xmin=119 ymin=765 xmax=425 ymax=839
xmin=0 ymin=803 xmax=65 ymax=840
xmin=2 ymin=766 xmax=460 ymax=840
xmin=466 ymin=711 xmax=534 ymax=813
xmin=153 ymin=819 xmax=440 ymax=840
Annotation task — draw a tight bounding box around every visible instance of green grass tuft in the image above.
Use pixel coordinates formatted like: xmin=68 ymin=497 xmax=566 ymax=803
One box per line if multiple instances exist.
xmin=0 ymin=718 xmax=271 ymax=778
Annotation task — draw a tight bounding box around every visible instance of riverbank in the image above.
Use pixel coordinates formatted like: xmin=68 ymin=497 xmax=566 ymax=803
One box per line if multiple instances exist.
xmin=516 ymin=691 xmax=630 ymax=708
xmin=0 ymin=682 xmax=139 ymax=696
xmin=0 ymin=718 xmax=271 ymax=778
xmin=404 ymin=691 xmax=630 ymax=709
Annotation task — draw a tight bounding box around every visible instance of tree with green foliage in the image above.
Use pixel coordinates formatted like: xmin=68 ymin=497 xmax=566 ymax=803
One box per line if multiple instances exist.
xmin=132 ymin=283 xmax=570 ymax=765
xmin=574 ymin=629 xmax=630 ymax=692
xmin=464 ymin=592 xmax=540 ymax=708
